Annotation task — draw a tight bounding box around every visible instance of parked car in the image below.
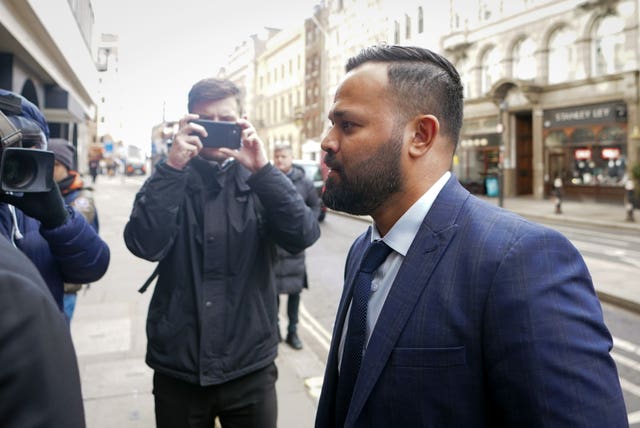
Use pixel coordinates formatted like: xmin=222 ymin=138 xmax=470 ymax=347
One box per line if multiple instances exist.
xmin=293 ymin=159 xmax=327 ymax=221
xmin=124 ymin=145 xmax=147 ymax=176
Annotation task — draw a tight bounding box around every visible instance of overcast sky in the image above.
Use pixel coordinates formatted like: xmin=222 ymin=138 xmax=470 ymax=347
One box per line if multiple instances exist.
xmin=92 ymin=0 xmax=319 ymax=148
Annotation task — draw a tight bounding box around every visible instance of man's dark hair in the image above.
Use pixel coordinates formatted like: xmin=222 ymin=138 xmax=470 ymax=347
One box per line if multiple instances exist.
xmin=187 ymin=78 xmax=243 ymax=115
xmin=346 ymin=45 xmax=464 ymax=147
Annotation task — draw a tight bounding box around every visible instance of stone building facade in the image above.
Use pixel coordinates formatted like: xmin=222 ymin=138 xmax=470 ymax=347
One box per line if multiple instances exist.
xmin=443 ymin=0 xmax=640 ymax=202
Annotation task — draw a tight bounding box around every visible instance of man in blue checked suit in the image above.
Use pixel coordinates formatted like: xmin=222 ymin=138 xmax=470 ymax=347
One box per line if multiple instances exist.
xmin=315 ymin=44 xmax=628 ymax=428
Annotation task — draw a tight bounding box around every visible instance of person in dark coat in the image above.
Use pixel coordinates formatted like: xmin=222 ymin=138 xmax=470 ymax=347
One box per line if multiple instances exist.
xmin=0 ymin=90 xmax=110 ymax=311
xmin=123 ymin=78 xmax=320 ymax=428
xmin=0 ymin=234 xmax=86 ymax=428
xmin=272 ymin=144 xmax=321 ymax=350
xmin=48 ymin=138 xmax=101 ymax=321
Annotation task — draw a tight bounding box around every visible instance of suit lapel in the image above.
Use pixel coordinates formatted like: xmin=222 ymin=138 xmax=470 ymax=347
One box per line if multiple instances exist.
xmin=316 ymin=228 xmax=371 ymax=426
xmin=346 ymin=176 xmax=469 ymax=425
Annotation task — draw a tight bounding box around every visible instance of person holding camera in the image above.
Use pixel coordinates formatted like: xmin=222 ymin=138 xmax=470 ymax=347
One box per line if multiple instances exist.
xmin=0 ymin=89 xmax=110 ymax=310
xmin=123 ymin=77 xmax=320 ymax=428
xmin=48 ymin=138 xmax=101 ymax=321
xmin=272 ymin=144 xmax=321 ymax=350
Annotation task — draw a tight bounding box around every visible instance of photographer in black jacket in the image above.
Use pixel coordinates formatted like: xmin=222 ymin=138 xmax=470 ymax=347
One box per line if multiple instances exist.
xmin=123 ymin=78 xmax=320 ymax=428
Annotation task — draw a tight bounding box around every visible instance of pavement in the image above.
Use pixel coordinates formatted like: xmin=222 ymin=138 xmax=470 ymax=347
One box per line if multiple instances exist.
xmin=479 ymin=194 xmax=640 ymax=314
xmin=71 ymin=175 xmax=640 ymax=427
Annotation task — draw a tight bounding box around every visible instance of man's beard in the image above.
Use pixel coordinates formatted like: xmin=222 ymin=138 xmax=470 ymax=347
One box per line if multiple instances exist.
xmin=322 ymin=132 xmax=403 ymax=216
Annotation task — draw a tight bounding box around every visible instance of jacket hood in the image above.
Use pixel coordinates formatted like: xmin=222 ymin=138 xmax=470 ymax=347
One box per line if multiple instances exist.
xmin=287 ymin=164 xmax=306 ymax=182
xmin=0 ymin=89 xmax=50 ymax=140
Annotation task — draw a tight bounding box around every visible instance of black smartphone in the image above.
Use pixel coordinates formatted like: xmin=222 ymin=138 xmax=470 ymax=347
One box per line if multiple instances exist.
xmin=191 ymin=119 xmax=242 ymax=149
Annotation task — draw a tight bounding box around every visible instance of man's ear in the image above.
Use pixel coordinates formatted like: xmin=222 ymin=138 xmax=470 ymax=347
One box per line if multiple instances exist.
xmin=408 ymin=115 xmax=439 ymax=158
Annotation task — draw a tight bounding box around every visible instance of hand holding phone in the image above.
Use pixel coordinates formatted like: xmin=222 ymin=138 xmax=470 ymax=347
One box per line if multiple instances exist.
xmin=191 ymin=119 xmax=242 ymax=149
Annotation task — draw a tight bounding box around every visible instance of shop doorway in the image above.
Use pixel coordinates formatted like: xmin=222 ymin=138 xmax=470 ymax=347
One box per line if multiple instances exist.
xmin=547 ymin=151 xmax=565 ymax=195
xmin=515 ymin=113 xmax=533 ymax=195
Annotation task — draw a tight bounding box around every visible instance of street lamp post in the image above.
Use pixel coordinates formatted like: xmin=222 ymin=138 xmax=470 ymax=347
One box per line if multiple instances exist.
xmin=497 ymin=101 xmax=508 ymax=208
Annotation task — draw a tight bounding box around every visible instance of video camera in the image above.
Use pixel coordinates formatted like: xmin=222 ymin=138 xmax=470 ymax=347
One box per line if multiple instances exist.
xmin=0 ymin=94 xmax=54 ymax=193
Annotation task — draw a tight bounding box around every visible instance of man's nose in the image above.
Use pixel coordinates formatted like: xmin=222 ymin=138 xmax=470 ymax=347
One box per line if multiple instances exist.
xmin=320 ymin=128 xmax=338 ymax=153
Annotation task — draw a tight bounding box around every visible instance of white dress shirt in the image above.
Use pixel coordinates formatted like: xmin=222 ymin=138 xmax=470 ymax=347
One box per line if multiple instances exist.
xmin=338 ymin=171 xmax=451 ymax=366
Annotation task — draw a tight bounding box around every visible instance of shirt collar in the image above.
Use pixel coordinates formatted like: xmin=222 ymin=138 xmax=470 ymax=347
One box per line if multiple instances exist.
xmin=372 ymin=171 xmax=451 ymax=256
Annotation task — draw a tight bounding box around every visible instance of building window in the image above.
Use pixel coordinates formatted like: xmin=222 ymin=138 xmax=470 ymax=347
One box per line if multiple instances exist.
xmin=456 ymin=56 xmax=473 ymax=99
xmin=512 ymin=37 xmax=536 ymax=80
xmin=479 ymin=0 xmax=498 ymax=22
xmin=405 ymin=14 xmax=411 ymax=39
xmin=394 ymin=21 xmax=400 ymax=44
xmin=548 ymin=27 xmax=576 ymax=84
xmin=481 ymin=47 xmax=501 ymax=94
xmin=418 ymin=7 xmax=424 ymax=34
xmin=592 ymin=15 xmax=625 ymax=76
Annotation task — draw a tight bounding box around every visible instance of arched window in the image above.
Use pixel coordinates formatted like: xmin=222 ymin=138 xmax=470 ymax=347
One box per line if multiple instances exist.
xmin=592 ymin=15 xmax=625 ymax=76
xmin=418 ymin=7 xmax=424 ymax=34
xmin=597 ymin=125 xmax=626 ymax=144
xmin=481 ymin=47 xmax=501 ymax=94
xmin=548 ymin=27 xmax=576 ymax=84
xmin=20 ymin=80 xmax=39 ymax=106
xmin=513 ymin=37 xmax=536 ymax=80
xmin=571 ymin=127 xmax=595 ymax=144
xmin=545 ymin=130 xmax=568 ymax=147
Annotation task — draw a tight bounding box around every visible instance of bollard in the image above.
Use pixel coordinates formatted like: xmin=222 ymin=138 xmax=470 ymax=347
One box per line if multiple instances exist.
xmin=553 ymin=177 xmax=563 ymax=215
xmin=625 ymin=180 xmax=635 ymax=222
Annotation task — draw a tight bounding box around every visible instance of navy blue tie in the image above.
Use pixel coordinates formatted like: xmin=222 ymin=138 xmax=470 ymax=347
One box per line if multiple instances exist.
xmin=335 ymin=240 xmax=392 ymax=427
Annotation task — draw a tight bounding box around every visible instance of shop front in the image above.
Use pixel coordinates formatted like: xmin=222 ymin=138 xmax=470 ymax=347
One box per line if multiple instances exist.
xmin=454 ymin=133 xmax=501 ymax=195
xmin=543 ymin=101 xmax=628 ymax=203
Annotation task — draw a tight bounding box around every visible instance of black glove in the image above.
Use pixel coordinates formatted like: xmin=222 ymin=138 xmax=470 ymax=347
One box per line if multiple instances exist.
xmin=0 ymin=183 xmax=69 ymax=229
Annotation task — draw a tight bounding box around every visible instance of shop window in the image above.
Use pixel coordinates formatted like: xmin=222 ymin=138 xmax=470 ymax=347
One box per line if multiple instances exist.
xmin=513 ymin=37 xmax=536 ymax=80
xmin=568 ymin=142 xmax=627 ymax=186
xmin=571 ymin=148 xmax=596 ymax=185
xmin=597 ymin=125 xmax=626 ymax=144
xmin=544 ymin=130 xmax=568 ymax=147
xmin=570 ymin=127 xmax=595 ymax=143
xmin=454 ymin=135 xmax=500 ymax=194
xmin=548 ymin=27 xmax=576 ymax=84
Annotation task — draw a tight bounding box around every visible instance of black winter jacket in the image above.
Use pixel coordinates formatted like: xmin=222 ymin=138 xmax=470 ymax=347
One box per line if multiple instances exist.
xmin=273 ymin=165 xmax=321 ymax=295
xmin=123 ymin=159 xmax=320 ymax=385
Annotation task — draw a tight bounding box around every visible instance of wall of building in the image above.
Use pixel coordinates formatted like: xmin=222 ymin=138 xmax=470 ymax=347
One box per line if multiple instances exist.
xmin=445 ymin=0 xmax=639 ymax=202
xmin=0 ymin=0 xmax=100 ymax=173
xmin=255 ymin=25 xmax=306 ymax=158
